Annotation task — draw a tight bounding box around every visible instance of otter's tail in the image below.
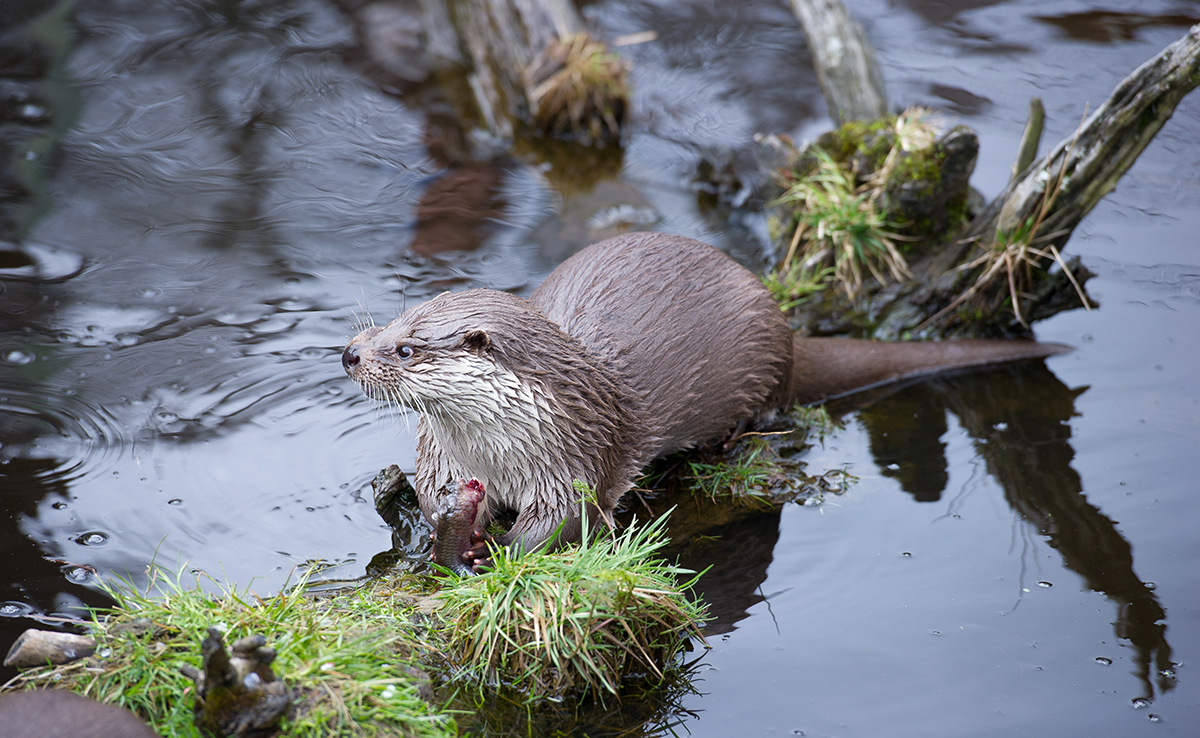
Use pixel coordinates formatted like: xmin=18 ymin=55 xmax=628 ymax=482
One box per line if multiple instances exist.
xmin=788 ymin=337 xmax=1071 ymax=405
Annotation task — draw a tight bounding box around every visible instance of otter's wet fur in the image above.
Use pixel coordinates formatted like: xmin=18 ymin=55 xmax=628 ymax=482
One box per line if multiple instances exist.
xmin=343 ymin=233 xmax=1066 ymax=559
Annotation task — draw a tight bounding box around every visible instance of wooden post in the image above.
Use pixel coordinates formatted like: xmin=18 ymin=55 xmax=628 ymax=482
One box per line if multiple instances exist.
xmin=788 ymin=0 xmax=889 ymax=124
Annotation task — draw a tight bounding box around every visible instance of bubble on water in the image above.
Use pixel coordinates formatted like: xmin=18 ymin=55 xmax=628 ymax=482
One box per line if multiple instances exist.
xmin=168 ymin=498 xmax=183 ymax=506
xmin=931 ymin=631 xmax=941 ymax=636
xmin=901 ymin=552 xmax=912 ymax=557
xmin=1095 ymin=657 xmax=1113 ymax=666
xmin=1037 ymin=581 xmax=1052 ymax=588
xmin=1148 ymin=714 xmax=1161 ymax=723
xmin=52 ymin=501 xmax=69 ymax=510
xmin=74 ymin=531 xmax=109 ymax=546
xmin=1132 ymin=698 xmax=1150 ymax=709
xmin=3 ymin=349 xmax=35 ymax=365
xmin=1 ymin=602 xmax=33 ymax=617
xmin=65 ymin=567 xmax=94 ymax=583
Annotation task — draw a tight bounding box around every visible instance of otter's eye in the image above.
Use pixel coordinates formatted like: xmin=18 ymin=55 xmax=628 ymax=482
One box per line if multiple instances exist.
xmin=396 ymin=344 xmax=415 ymax=359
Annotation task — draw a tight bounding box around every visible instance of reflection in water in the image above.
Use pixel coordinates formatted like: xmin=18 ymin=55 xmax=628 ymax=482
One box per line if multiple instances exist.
xmin=853 ymin=362 xmax=1175 ymax=701
xmin=0 ymin=0 xmax=81 ymax=243
xmin=670 ymin=507 xmax=781 ymax=636
xmin=1035 ymin=10 xmax=1200 ymax=43
xmin=0 ymin=458 xmax=116 ymax=684
xmin=856 ymin=386 xmax=949 ymax=502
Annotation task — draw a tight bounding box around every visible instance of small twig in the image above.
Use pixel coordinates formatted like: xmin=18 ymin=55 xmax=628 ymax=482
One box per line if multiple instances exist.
xmin=1012 ymin=97 xmax=1045 ymax=179
xmin=1048 ymin=243 xmax=1094 ymax=311
xmin=783 ymin=221 xmax=807 ymax=268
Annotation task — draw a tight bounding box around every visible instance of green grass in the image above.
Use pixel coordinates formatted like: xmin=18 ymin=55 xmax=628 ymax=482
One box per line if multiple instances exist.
xmin=687 ymin=438 xmax=783 ymax=506
xmin=789 ymin=403 xmax=838 ymax=441
xmin=686 ymin=409 xmax=855 ymax=507
xmin=4 ymin=566 xmax=455 ymax=737
xmin=762 ymin=259 xmax=833 ymax=311
xmin=4 ymin=510 xmax=713 ymax=724
xmin=777 ymin=148 xmax=911 ymax=299
xmin=434 ymin=511 xmax=706 ymax=698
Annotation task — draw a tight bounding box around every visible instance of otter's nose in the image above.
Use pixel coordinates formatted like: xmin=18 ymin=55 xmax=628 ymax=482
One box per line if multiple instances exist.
xmin=342 ymin=345 xmax=361 ymax=374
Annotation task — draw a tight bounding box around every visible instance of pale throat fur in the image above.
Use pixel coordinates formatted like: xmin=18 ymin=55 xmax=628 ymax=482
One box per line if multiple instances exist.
xmin=345 ymin=312 xmax=613 ymax=524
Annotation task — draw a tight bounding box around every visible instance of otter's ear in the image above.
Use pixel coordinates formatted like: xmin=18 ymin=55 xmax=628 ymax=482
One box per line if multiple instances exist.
xmin=462 ymin=329 xmax=492 ymax=356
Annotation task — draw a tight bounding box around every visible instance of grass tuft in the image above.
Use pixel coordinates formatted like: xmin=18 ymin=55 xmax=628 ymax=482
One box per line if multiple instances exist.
xmin=434 ymin=511 xmax=706 ymax=699
xmin=526 ymin=32 xmax=629 ymax=144
xmin=915 ymin=120 xmax=1092 ymax=332
xmin=687 ymin=438 xmax=784 ymax=506
xmin=776 ymin=147 xmax=911 ymax=300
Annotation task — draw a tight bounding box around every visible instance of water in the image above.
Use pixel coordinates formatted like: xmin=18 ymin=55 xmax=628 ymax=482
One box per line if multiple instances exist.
xmin=2 ymin=0 xmax=1198 ymax=735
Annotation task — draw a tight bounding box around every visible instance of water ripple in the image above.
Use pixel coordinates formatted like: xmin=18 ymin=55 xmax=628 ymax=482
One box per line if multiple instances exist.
xmin=0 ymin=381 xmax=129 ymax=490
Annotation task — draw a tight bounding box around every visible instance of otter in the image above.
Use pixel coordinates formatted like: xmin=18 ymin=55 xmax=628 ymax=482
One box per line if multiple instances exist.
xmin=343 ymin=232 xmax=1065 ymax=570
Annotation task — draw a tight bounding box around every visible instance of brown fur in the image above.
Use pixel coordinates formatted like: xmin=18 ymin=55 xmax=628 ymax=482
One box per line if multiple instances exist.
xmin=0 ymin=690 xmax=158 ymax=738
xmin=344 ymin=232 xmax=1066 ymax=554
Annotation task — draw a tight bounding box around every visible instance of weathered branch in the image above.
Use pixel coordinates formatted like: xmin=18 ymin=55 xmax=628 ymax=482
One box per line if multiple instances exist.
xmin=4 ymin=628 xmax=95 ymax=668
xmin=991 ymin=23 xmax=1200 ymax=247
xmin=788 ymin=0 xmax=889 ymax=124
xmin=911 ymin=22 xmax=1200 ymax=335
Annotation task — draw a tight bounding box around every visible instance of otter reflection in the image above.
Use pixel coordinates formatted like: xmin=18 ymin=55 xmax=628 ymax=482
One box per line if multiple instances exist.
xmin=661 ymin=360 xmax=1174 ymax=702
xmin=848 ymin=362 xmax=1174 ymax=701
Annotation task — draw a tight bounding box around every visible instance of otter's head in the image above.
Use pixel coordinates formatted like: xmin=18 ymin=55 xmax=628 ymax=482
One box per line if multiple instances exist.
xmin=341 ymin=289 xmax=557 ymax=423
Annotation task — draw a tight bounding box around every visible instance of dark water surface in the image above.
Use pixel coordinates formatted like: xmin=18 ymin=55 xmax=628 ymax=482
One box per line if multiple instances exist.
xmin=2 ymin=0 xmax=1198 ymax=735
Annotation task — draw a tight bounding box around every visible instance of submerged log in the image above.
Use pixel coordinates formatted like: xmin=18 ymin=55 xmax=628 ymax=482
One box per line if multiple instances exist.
xmin=769 ymin=23 xmax=1200 ymax=338
xmin=788 ymin=0 xmax=888 ymax=124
